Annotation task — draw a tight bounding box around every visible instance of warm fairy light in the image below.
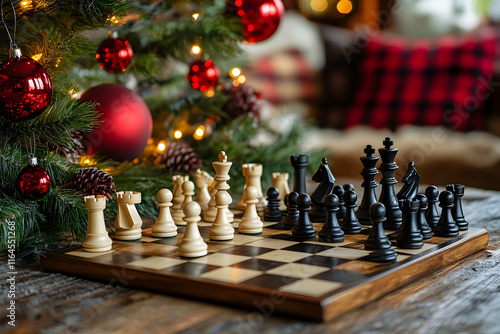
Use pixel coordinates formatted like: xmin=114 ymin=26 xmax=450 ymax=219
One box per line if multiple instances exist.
xmin=157 ymin=141 xmax=167 ymax=152
xmin=174 ymin=130 xmax=183 ymax=139
xmin=204 ymin=88 xmax=215 ymax=97
xmin=237 ymin=75 xmax=246 ymax=84
xmin=191 ymin=45 xmax=202 ymax=55
xmin=68 ymin=88 xmax=81 ymax=99
xmin=232 ymin=79 xmax=240 ymax=87
xmin=192 ymin=13 xmax=200 ymax=20
xmin=230 ymin=67 xmax=241 ymax=78
xmin=55 ymin=58 xmax=61 ymax=68
xmin=32 ymin=53 xmax=43 ymax=62
xmin=80 ymin=156 xmax=96 ymax=166
xmin=310 ymin=0 xmax=328 ymax=12
xmin=193 ymin=126 xmax=205 ymax=140
xmin=337 ymin=0 xmax=353 ymax=14
xmin=147 ymin=138 xmax=154 ymax=145
xmin=108 ymin=15 xmax=122 ymax=25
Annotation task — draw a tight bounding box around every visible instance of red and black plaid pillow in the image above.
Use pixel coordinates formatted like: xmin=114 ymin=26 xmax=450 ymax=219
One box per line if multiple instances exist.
xmin=346 ymin=28 xmax=498 ymax=131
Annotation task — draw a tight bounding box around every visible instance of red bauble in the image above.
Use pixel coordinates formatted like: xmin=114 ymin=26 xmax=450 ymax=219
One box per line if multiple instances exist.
xmin=186 ymin=59 xmax=220 ymax=92
xmin=96 ymin=36 xmax=133 ymax=73
xmin=79 ymin=83 xmax=152 ymax=162
xmin=0 ymin=48 xmax=53 ymax=121
xmin=17 ymin=155 xmax=51 ymax=200
xmin=227 ymin=0 xmax=284 ymax=43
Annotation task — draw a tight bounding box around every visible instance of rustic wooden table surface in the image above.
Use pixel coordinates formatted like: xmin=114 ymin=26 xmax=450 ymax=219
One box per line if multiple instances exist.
xmin=2 ymin=187 xmax=500 ymax=334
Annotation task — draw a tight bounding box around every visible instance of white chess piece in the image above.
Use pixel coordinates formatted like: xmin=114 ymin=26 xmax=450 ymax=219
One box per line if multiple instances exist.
xmin=174 ymin=180 xmax=195 ymax=226
xmin=209 ymin=191 xmax=235 ymax=241
xmin=272 ymin=172 xmax=290 ymax=211
xmin=237 ymin=163 xmax=267 ymax=211
xmin=151 ymin=189 xmax=177 ymax=238
xmin=204 ymin=151 xmax=234 ymax=223
xmin=171 ymin=175 xmax=189 ymax=224
xmin=179 ymin=201 xmax=208 ymax=258
xmin=114 ymin=191 xmax=143 ymax=241
xmin=238 ymin=186 xmax=263 ymax=235
xmin=194 ymin=169 xmax=213 ymax=212
xmin=82 ymin=195 xmax=112 ymax=252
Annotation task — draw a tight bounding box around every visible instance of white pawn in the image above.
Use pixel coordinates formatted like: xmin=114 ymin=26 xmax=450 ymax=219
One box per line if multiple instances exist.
xmin=194 ymin=169 xmax=213 ymax=212
xmin=171 ymin=175 xmax=188 ymax=224
xmin=82 ymin=195 xmax=112 ymax=252
xmin=151 ymin=189 xmax=177 ymax=238
xmin=174 ymin=180 xmax=195 ymax=226
xmin=272 ymin=172 xmax=290 ymax=211
xmin=179 ymin=201 xmax=208 ymax=258
xmin=209 ymin=191 xmax=235 ymax=241
xmin=238 ymin=186 xmax=263 ymax=235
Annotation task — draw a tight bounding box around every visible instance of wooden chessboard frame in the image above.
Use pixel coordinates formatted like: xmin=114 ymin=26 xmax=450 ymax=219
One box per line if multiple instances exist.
xmin=41 ymin=212 xmax=489 ymax=322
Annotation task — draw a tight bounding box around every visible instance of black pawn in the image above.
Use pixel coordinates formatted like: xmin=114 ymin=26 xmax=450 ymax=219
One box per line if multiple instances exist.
xmin=395 ymin=199 xmax=424 ymax=249
xmin=333 ymin=185 xmax=346 ymax=220
xmin=415 ymin=194 xmax=432 ymax=240
xmin=357 ymin=145 xmax=379 ymax=224
xmin=264 ymin=187 xmax=283 ymax=222
xmin=425 ymin=186 xmax=440 ymax=230
xmin=343 ymin=184 xmax=355 ymax=192
xmin=290 ymin=155 xmax=309 ymax=195
xmin=292 ymin=194 xmax=316 ymax=241
xmin=434 ymin=191 xmax=459 ymax=237
xmin=283 ymin=192 xmax=299 ymax=230
xmin=364 ymin=203 xmax=397 ymax=262
xmin=378 ymin=137 xmax=402 ymax=230
xmin=341 ymin=190 xmax=362 ymax=234
xmin=319 ymin=194 xmax=344 ymax=243
xmin=446 ymin=184 xmax=468 ymax=231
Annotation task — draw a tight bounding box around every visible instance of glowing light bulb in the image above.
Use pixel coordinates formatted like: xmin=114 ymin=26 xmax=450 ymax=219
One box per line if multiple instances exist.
xmin=310 ymin=0 xmax=328 ymax=12
xmin=174 ymin=131 xmax=183 ymax=139
xmin=192 ymin=13 xmax=200 ymax=20
xmin=230 ymin=67 xmax=241 ymax=78
xmin=237 ymin=75 xmax=246 ymax=84
xmin=191 ymin=45 xmax=201 ymax=54
xmin=32 ymin=53 xmax=43 ymax=62
xmin=337 ymin=0 xmax=352 ymax=14
xmin=157 ymin=141 xmax=167 ymax=152
xmin=193 ymin=126 xmax=205 ymax=140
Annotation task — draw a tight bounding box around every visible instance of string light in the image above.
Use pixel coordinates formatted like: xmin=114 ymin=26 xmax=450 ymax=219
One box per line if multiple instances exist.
xmin=193 ymin=126 xmax=205 ymax=140
xmin=204 ymin=88 xmax=215 ymax=97
xmin=229 ymin=67 xmax=241 ymax=78
xmin=157 ymin=141 xmax=167 ymax=152
xmin=337 ymin=0 xmax=353 ymax=14
xmin=80 ymin=156 xmax=96 ymax=166
xmin=20 ymin=0 xmax=31 ymax=9
xmin=237 ymin=75 xmax=246 ymax=84
xmin=192 ymin=13 xmax=200 ymax=20
xmin=191 ymin=45 xmax=201 ymax=55
xmin=107 ymin=15 xmax=122 ymax=25
xmin=174 ymin=131 xmax=183 ymax=139
xmin=32 ymin=53 xmax=43 ymax=62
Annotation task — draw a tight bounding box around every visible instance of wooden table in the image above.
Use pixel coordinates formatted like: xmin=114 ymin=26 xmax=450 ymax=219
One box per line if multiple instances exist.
xmin=2 ymin=187 xmax=500 ymax=334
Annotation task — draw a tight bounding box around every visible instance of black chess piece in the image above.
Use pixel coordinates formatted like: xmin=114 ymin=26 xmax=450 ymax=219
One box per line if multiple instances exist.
xmin=378 ymin=137 xmax=402 ymax=230
xmin=364 ymin=203 xmax=397 ymax=262
xmin=343 ymin=184 xmax=355 ymax=192
xmin=264 ymin=187 xmax=283 ymax=222
xmin=415 ymin=194 xmax=432 ymax=240
xmin=319 ymin=194 xmax=344 ymax=243
xmin=395 ymin=199 xmax=424 ymax=249
xmin=341 ymin=190 xmax=362 ymax=234
xmin=397 ymin=161 xmax=420 ymax=201
xmin=446 ymin=184 xmax=468 ymax=231
xmin=283 ymin=191 xmax=299 ymax=230
xmin=433 ymin=190 xmax=459 ymax=237
xmin=309 ymin=158 xmax=335 ymax=222
xmin=290 ymin=155 xmax=309 ymax=195
xmin=333 ymin=185 xmax=346 ymax=220
xmin=292 ymin=194 xmax=317 ymax=241
xmin=425 ymin=186 xmax=440 ymax=230
xmin=356 ymin=145 xmax=379 ymax=224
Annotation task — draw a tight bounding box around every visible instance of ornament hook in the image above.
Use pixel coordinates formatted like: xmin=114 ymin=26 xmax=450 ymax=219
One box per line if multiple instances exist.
xmin=1 ymin=0 xmax=17 ymax=50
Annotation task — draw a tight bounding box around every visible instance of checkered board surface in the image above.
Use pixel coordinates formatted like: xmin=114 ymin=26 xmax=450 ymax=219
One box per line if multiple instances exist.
xmin=41 ymin=211 xmax=488 ymax=322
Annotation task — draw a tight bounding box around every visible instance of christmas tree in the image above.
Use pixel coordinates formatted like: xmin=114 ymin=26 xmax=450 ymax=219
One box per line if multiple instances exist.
xmin=0 ymin=0 xmax=320 ymax=259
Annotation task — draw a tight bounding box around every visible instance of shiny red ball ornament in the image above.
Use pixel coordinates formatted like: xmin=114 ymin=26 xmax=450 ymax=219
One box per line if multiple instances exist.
xmin=186 ymin=59 xmax=220 ymax=92
xmin=79 ymin=83 xmax=153 ymax=162
xmin=96 ymin=36 xmax=133 ymax=73
xmin=0 ymin=48 xmax=53 ymax=121
xmin=227 ymin=0 xmax=284 ymax=43
xmin=17 ymin=155 xmax=51 ymax=200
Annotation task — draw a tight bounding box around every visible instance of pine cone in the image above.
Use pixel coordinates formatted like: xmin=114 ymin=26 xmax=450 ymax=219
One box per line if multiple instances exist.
xmin=71 ymin=167 xmax=116 ymax=200
xmin=61 ymin=130 xmax=88 ymax=164
xmin=156 ymin=142 xmax=202 ymax=174
xmin=223 ymin=83 xmax=263 ymax=122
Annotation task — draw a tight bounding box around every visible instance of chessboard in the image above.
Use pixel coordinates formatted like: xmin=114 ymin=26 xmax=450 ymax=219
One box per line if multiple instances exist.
xmin=41 ymin=210 xmax=488 ymax=322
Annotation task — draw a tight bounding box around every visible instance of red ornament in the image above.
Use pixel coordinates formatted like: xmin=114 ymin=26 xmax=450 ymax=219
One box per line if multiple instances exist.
xmin=0 ymin=48 xmax=53 ymax=121
xmin=227 ymin=0 xmax=284 ymax=43
xmin=79 ymin=83 xmax=153 ymax=162
xmin=17 ymin=155 xmax=51 ymax=200
xmin=186 ymin=59 xmax=220 ymax=92
xmin=96 ymin=35 xmax=133 ymax=73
